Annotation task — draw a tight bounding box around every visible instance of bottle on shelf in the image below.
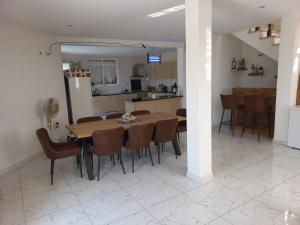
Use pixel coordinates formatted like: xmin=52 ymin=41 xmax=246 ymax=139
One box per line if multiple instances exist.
xmin=231 ymin=58 xmax=237 ymax=70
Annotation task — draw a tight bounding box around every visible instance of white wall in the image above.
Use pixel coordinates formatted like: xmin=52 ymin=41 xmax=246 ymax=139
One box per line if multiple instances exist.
xmin=274 ymin=14 xmax=300 ymax=144
xmin=0 ymin=21 xmax=68 ymax=173
xmin=211 ymin=34 xmax=242 ymax=127
xmin=62 ymin=54 xmax=147 ymax=94
xmin=239 ymin=43 xmax=278 ymax=88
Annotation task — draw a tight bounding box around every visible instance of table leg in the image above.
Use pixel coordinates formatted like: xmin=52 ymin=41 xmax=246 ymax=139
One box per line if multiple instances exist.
xmin=81 ymin=139 xmax=94 ymax=180
xmin=172 ymin=138 xmax=182 ymax=156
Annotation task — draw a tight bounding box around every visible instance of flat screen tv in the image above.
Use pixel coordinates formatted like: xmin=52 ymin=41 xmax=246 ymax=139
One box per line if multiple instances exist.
xmin=147 ymin=53 xmax=161 ymax=64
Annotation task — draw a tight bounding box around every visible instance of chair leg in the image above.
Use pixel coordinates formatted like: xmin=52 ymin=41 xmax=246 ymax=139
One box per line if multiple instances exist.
xmin=241 ymin=111 xmax=247 ymax=138
xmin=218 ymin=109 xmax=225 ymax=133
xmin=145 ymin=147 xmax=148 ymax=157
xmin=138 ymin=150 xmax=141 ymax=159
xmin=148 ymin=146 xmax=154 ymax=166
xmin=157 ymin=144 xmax=161 ymax=164
xmin=112 ymin=155 xmax=115 ymax=165
xmin=119 ymin=153 xmax=126 ymax=174
xmin=50 ymin=160 xmax=55 ymax=185
xmin=232 ymin=111 xmax=235 ymax=137
xmin=79 ymin=154 xmax=83 ymax=178
xmin=97 ymin=155 xmax=101 ymax=181
xmin=131 ymin=150 xmax=135 ymax=173
xmin=91 ymin=153 xmax=93 ymax=170
xmin=161 ymin=143 xmax=164 ymax=152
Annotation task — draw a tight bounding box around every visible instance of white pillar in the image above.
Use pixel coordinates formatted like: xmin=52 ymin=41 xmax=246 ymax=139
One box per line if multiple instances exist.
xmin=274 ymin=14 xmax=300 ymax=144
xmin=185 ymin=0 xmax=212 ymax=180
xmin=177 ymin=47 xmax=186 ymax=107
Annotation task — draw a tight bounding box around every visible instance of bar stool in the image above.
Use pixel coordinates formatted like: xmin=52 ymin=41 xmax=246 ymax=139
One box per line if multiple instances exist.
xmin=218 ymin=94 xmax=238 ymax=136
xmin=90 ymin=127 xmax=125 ymax=180
xmin=241 ymin=95 xmax=271 ymax=142
xmin=124 ymin=123 xmax=155 ymax=172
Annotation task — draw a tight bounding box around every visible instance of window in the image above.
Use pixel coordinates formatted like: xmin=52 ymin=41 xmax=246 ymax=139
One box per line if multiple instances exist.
xmin=62 ymin=63 xmax=70 ymax=71
xmin=88 ymin=59 xmax=119 ymax=85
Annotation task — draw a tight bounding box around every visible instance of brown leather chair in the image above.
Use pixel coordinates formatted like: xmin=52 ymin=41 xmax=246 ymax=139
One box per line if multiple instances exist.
xmin=131 ymin=110 xmax=151 ymax=116
xmin=106 ymin=113 xmax=123 ymax=119
xmin=176 ymin=108 xmax=186 ymax=141
xmin=241 ymin=95 xmax=271 ymax=141
xmin=90 ymin=127 xmax=125 ymax=180
xmin=219 ymin=94 xmax=239 ymax=136
xmin=152 ymin=119 xmax=178 ymax=164
xmin=36 ymin=128 xmax=82 ymax=185
xmin=124 ymin=123 xmax=155 ymax=172
xmin=77 ymin=116 xmax=102 ymax=124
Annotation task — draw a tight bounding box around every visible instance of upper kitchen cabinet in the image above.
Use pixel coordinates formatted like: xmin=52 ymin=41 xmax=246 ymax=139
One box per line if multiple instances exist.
xmin=147 ymin=61 xmax=177 ymax=80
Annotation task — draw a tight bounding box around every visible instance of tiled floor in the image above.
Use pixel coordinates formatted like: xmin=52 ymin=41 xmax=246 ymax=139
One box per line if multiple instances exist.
xmin=1 ymin=129 xmax=300 ymax=225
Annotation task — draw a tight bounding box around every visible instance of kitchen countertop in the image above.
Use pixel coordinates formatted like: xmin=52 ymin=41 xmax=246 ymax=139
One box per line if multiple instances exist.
xmin=126 ymin=95 xmax=183 ymax=102
xmin=92 ymin=91 xmax=175 ymax=97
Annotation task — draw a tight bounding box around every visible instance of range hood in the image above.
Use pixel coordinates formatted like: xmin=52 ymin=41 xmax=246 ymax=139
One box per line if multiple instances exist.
xmin=130 ymin=63 xmax=146 ymax=78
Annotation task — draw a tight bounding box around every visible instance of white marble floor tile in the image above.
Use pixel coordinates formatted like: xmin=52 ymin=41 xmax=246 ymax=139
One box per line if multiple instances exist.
xmin=81 ymin=189 xmax=143 ymax=225
xmin=206 ymin=217 xmax=233 ymax=225
xmin=187 ymin=182 xmax=250 ymax=216
xmin=253 ymin=174 xmax=300 ymax=218
xmin=23 ymin=188 xmax=79 ymax=221
xmin=1 ymin=130 xmax=299 ymax=225
xmin=147 ymin=194 xmax=218 ymax=225
xmin=26 ymin=205 xmax=91 ymax=225
xmin=223 ymin=199 xmax=300 ymax=225
xmin=0 ymin=200 xmax=25 ymax=225
xmin=109 ymin=210 xmax=160 ymax=225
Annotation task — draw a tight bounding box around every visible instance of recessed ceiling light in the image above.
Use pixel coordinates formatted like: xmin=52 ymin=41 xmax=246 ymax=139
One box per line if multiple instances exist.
xmin=67 ymin=24 xmax=73 ymax=27
xmin=148 ymin=4 xmax=185 ymax=18
xmin=259 ymin=5 xmax=266 ymax=8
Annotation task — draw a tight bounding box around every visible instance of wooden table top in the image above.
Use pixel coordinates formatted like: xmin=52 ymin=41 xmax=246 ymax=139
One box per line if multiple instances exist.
xmin=66 ymin=112 xmax=186 ymax=139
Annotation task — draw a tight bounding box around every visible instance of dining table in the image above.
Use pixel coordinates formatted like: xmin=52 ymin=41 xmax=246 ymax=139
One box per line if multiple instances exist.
xmin=66 ymin=112 xmax=187 ymax=180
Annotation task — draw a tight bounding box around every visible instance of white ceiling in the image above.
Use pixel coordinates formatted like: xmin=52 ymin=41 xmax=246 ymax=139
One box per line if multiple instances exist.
xmin=61 ymin=45 xmax=175 ymax=56
xmin=1 ymin=0 xmax=300 ymax=42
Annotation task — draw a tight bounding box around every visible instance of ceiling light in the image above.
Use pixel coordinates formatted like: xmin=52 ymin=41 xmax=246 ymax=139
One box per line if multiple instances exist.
xmin=67 ymin=24 xmax=73 ymax=27
xmin=258 ymin=5 xmax=266 ymax=8
xmin=148 ymin=4 xmax=185 ymax=18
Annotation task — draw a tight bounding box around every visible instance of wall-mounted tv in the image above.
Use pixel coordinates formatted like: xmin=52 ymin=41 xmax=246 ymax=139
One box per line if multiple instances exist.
xmin=147 ymin=53 xmax=161 ymax=64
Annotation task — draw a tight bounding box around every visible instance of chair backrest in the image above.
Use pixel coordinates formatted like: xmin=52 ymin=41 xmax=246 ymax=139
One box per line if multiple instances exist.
xmin=131 ymin=110 xmax=151 ymax=116
xmin=220 ymin=94 xmax=238 ymax=110
xmin=106 ymin=113 xmax=123 ymax=119
xmin=92 ymin=127 xmax=125 ymax=156
xmin=125 ymin=123 xmax=154 ymax=149
xmin=36 ymin=128 xmax=55 ymax=159
xmin=176 ymin=108 xmax=186 ymax=117
xmin=153 ymin=119 xmax=178 ymax=143
xmin=244 ymin=95 xmax=268 ymax=113
xmin=77 ymin=116 xmax=102 ymax=124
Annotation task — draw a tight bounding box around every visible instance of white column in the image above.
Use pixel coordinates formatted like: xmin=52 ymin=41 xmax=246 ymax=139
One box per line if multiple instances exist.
xmin=185 ymin=0 xmax=212 ymax=180
xmin=177 ymin=47 xmax=186 ymax=107
xmin=274 ymin=14 xmax=300 ymax=144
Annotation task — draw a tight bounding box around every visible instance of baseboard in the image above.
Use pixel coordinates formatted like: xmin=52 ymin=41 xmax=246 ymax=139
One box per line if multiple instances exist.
xmin=273 ymin=139 xmax=287 ymax=146
xmin=0 ymin=152 xmax=43 ymax=176
xmin=186 ymin=171 xmax=214 ymax=183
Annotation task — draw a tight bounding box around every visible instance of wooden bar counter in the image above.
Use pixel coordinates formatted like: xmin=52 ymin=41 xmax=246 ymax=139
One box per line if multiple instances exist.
xmin=232 ymin=88 xmax=276 ymax=136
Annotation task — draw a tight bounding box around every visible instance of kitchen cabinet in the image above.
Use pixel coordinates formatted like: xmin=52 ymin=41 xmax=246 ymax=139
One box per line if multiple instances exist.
xmin=125 ymin=97 xmax=182 ymax=115
xmin=92 ymin=93 xmax=137 ymax=114
xmin=147 ymin=61 xmax=177 ymax=80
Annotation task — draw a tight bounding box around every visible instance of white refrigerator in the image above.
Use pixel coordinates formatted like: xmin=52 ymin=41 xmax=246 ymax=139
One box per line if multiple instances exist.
xmin=65 ymin=77 xmax=93 ymax=124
